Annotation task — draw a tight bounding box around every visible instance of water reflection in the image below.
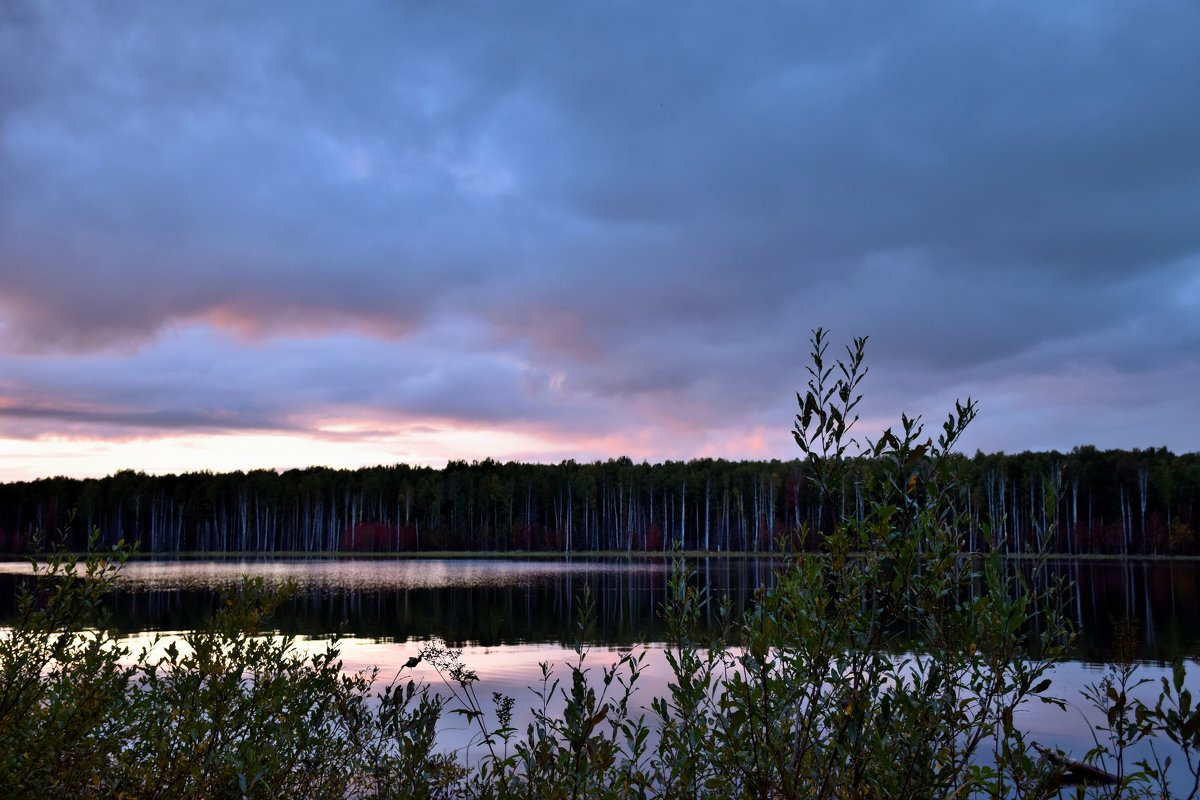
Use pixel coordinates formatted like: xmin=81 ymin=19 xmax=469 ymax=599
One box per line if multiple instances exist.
xmin=4 ymin=555 xmax=1200 ymax=787
xmin=2 ymin=556 xmax=1199 ymax=660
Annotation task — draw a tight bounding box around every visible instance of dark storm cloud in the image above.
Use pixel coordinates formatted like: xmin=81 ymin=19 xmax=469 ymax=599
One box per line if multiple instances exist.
xmin=1 ymin=0 xmax=1198 ymax=459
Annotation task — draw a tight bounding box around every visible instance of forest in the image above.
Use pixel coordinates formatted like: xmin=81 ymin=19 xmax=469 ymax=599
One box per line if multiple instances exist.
xmin=1 ymin=446 xmax=1198 ymax=556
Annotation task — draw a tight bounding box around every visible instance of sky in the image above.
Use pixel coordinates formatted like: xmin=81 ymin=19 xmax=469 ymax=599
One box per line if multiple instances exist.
xmin=1 ymin=1 xmax=1198 ymax=482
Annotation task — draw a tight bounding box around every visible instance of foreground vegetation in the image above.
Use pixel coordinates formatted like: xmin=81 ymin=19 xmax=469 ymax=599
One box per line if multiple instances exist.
xmin=3 ymin=331 xmax=1199 ymax=798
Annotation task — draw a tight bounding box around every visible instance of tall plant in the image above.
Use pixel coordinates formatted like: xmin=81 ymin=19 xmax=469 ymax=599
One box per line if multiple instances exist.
xmin=652 ymin=329 xmax=1073 ymax=798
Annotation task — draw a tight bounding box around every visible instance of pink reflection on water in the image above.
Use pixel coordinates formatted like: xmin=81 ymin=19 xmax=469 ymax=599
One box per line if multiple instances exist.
xmin=99 ymin=558 xmax=664 ymax=591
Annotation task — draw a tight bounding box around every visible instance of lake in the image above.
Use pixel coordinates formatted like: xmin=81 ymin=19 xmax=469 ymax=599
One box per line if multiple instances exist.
xmin=2 ymin=555 xmax=1199 ymax=777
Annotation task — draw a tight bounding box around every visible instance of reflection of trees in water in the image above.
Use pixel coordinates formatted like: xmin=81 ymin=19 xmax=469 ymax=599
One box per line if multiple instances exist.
xmin=1 ymin=558 xmax=1197 ymax=658
xmin=80 ymin=558 xmax=776 ymax=647
xmin=1064 ymin=560 xmax=1200 ymax=662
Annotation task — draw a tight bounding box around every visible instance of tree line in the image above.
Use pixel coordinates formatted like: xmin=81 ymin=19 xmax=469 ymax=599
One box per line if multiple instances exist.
xmin=0 ymin=446 xmax=1197 ymax=556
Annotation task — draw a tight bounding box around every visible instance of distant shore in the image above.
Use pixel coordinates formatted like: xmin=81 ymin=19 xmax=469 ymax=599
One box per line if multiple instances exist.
xmin=4 ymin=549 xmax=1199 ymax=563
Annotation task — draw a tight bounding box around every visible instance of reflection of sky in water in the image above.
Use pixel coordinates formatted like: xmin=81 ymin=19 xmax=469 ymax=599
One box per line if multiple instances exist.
xmin=338 ymin=645 xmax=1195 ymax=784
xmin=111 ymin=628 xmax=1180 ymax=781
xmin=120 ymin=558 xmax=664 ymax=591
xmin=4 ymin=556 xmax=1197 ymax=786
xmin=4 ymin=557 xmax=1200 ymax=661
xmin=0 ymin=557 xmax=666 ymax=591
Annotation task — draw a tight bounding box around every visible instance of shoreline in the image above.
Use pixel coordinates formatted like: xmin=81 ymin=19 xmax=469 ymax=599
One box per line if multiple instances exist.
xmin=4 ymin=549 xmax=1198 ymax=562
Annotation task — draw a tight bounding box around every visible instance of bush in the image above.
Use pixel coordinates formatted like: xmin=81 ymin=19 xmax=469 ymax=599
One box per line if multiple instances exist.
xmin=0 ymin=536 xmax=460 ymax=799
xmin=0 ymin=535 xmax=136 ymax=797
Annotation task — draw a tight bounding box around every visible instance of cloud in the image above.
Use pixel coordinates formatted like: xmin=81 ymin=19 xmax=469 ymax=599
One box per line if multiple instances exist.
xmin=1 ymin=1 xmax=1198 ymax=476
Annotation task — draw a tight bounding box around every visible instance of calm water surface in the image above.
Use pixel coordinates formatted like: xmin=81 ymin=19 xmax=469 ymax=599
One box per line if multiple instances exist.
xmin=3 ymin=556 xmax=1199 ymax=770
